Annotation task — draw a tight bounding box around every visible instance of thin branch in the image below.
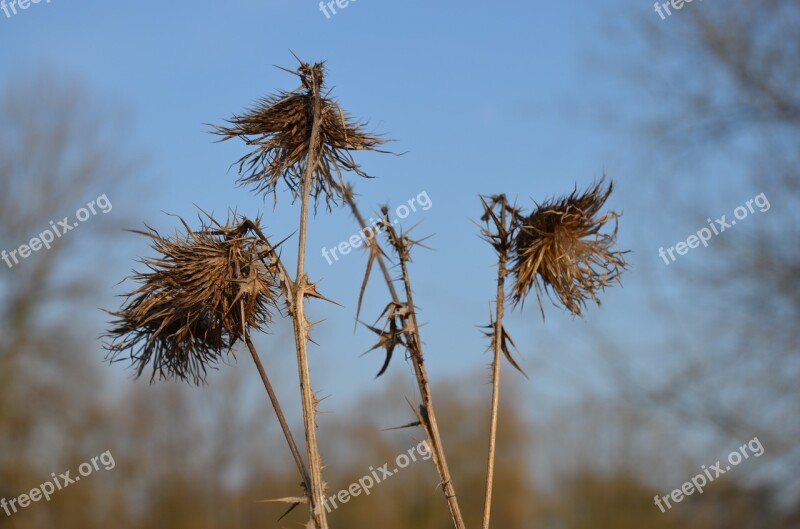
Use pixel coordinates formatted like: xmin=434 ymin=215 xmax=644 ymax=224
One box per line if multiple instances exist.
xmin=342 ymin=184 xmax=400 ymax=300
xmin=244 ymin=332 xmax=310 ymax=493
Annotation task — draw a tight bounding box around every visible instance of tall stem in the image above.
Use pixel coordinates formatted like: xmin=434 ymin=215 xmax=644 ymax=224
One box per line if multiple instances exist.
xmin=291 ymin=67 xmax=329 ymax=529
xmin=342 ymin=186 xmax=466 ymax=529
xmin=397 ymin=257 xmax=467 ymax=529
xmin=482 ymin=238 xmax=507 ymax=529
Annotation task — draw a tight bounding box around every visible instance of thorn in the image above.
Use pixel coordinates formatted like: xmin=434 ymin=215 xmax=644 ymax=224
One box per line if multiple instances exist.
xmin=278 ymin=502 xmax=301 ymax=521
xmin=360 ymin=321 xmax=404 ymax=377
xmin=257 ymin=496 xmax=308 ymax=504
xmin=382 ymin=420 xmax=422 ymax=431
xmin=299 ymin=276 xmax=342 ymax=306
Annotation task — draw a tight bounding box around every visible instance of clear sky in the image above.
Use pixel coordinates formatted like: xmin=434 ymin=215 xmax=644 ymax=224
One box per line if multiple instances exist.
xmin=0 ymin=0 xmax=742 ymax=422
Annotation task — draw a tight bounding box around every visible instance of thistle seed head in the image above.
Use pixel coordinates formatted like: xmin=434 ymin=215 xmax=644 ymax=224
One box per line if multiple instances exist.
xmin=510 ymin=178 xmax=628 ymax=317
xmin=104 ymin=213 xmax=282 ymax=384
xmin=212 ymin=58 xmax=387 ymax=208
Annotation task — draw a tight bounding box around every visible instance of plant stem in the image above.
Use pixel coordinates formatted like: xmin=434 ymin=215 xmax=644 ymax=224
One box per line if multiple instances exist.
xmin=291 ymin=66 xmax=329 ymax=529
xmin=244 ymin=333 xmax=310 ymax=492
xmin=397 ymin=256 xmax=467 ymax=529
xmin=342 ymin=187 xmax=465 ymax=529
xmin=481 ymin=195 xmax=513 ymax=529
xmin=482 ymin=222 xmax=507 ymax=529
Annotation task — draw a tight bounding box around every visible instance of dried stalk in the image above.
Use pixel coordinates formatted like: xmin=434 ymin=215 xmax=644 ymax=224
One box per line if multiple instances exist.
xmin=482 ymin=292 xmax=504 ymax=529
xmin=244 ymin=332 xmax=310 ymax=493
xmin=478 ymin=195 xmax=520 ymax=529
xmin=290 ymin=65 xmax=329 ymax=529
xmin=394 ymin=239 xmax=466 ymax=529
xmin=229 ymin=222 xmax=314 ymax=498
xmin=342 ymin=185 xmax=466 ymax=529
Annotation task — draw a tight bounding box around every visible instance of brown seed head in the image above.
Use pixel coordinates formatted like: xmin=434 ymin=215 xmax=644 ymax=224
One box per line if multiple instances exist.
xmin=510 ymin=178 xmax=628 ymax=317
xmin=103 ymin=213 xmax=282 ymax=384
xmin=212 ymin=58 xmax=387 ymax=208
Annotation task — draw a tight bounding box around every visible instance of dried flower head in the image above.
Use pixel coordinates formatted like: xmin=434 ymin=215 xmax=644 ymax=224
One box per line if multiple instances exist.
xmin=510 ymin=178 xmax=628 ymax=317
xmin=104 ymin=213 xmax=283 ymax=384
xmin=212 ymin=57 xmax=387 ymax=208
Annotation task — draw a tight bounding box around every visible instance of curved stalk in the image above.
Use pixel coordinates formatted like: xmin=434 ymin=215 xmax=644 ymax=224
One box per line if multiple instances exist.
xmin=244 ymin=332 xmax=310 ymax=492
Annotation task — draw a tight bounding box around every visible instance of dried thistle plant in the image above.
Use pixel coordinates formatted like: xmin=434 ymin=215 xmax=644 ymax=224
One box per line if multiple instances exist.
xmin=104 ymin=212 xmax=281 ymax=384
xmin=104 ymin=212 xmax=312 ymax=515
xmin=209 ymin=56 xmax=390 ymax=529
xmin=477 ymin=194 xmax=525 ymax=529
xmin=104 ymin=51 xmax=632 ymax=529
xmin=478 ymin=178 xmax=628 ymax=529
xmin=511 ymin=178 xmax=628 ymax=317
xmin=212 ymin=58 xmax=388 ymax=208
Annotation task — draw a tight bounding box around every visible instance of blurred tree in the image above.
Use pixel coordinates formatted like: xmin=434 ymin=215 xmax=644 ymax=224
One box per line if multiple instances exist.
xmin=606 ymin=0 xmax=800 ymax=518
xmin=0 ymin=76 xmax=141 ymax=528
xmin=544 ymin=468 xmax=789 ymax=529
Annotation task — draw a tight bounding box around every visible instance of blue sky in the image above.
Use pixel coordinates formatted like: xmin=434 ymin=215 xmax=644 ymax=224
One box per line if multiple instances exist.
xmin=0 ymin=0 xmax=745 ymax=423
